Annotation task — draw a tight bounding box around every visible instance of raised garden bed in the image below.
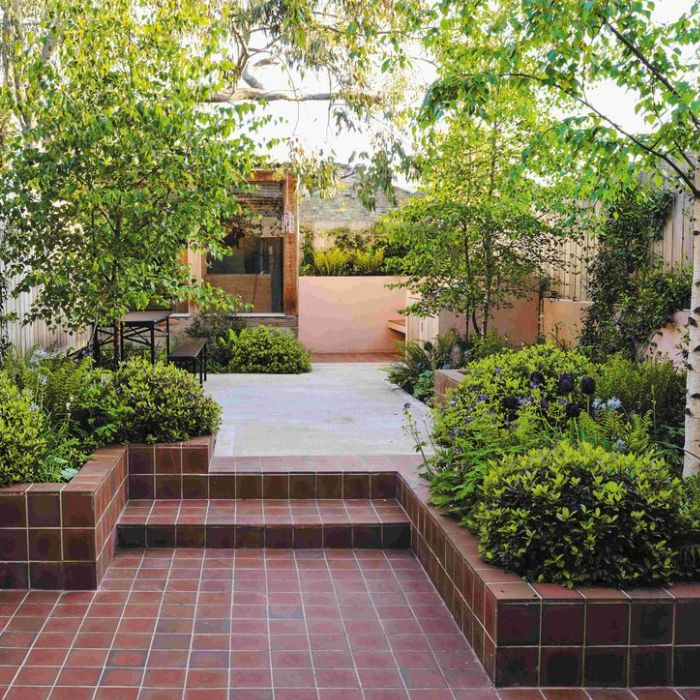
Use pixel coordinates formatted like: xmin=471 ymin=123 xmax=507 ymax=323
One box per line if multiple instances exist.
xmin=0 ymin=435 xmax=216 ymax=590
xmin=0 ymin=447 xmax=127 ymax=590
xmin=395 ymin=464 xmax=700 ymax=688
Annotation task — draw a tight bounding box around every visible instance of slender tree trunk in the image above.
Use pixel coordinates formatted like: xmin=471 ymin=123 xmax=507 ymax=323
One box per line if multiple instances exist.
xmin=684 ymin=164 xmax=700 ymax=476
xmin=112 ymin=320 xmax=121 ymax=367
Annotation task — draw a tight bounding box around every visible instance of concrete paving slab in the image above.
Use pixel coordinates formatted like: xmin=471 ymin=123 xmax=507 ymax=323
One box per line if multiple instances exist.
xmin=205 ymin=363 xmax=432 ymax=456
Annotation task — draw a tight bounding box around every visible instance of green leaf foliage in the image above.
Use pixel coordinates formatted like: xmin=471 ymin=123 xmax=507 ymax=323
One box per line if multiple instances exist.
xmin=387 ymin=330 xmax=463 ymax=400
xmin=0 ymin=371 xmax=55 ymax=487
xmin=219 ymin=327 xmax=312 ymax=374
xmin=115 ymin=357 xmax=221 ymax=444
xmin=0 ymin=0 xmax=259 ymax=335
xmin=580 ymin=187 xmax=690 ymax=359
xmin=474 ymin=441 xmax=685 ymax=587
xmin=421 ymin=0 xmax=699 ymax=203
xmin=594 ymin=356 xmax=686 ymax=469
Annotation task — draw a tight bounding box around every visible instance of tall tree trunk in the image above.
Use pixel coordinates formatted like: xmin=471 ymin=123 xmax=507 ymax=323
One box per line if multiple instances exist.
xmin=112 ymin=320 xmax=121 ymax=367
xmin=684 ymin=164 xmax=700 ymax=476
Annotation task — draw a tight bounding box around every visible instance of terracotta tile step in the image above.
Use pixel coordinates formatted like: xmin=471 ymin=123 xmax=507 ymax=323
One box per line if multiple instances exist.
xmin=117 ymin=498 xmax=411 ymax=549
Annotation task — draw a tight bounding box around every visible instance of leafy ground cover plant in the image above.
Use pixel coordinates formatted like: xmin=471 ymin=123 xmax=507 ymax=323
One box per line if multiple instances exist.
xmin=115 ymin=357 xmax=221 ymax=443
xmin=595 ymin=356 xmax=686 ymax=470
xmin=0 ymin=371 xmax=54 ymax=487
xmin=474 ymin=441 xmax=685 ymax=587
xmin=1 ymin=348 xmax=125 ymax=479
xmin=218 ymin=327 xmax=312 ymax=374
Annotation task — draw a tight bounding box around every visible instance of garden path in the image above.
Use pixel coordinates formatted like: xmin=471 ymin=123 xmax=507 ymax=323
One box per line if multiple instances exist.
xmin=206 ymin=363 xmax=432 ymax=457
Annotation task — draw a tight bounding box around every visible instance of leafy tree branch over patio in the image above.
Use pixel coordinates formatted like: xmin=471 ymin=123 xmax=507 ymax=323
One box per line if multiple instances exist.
xmin=421 ymin=0 xmax=700 ymax=474
xmin=0 ymin=0 xmax=261 ymax=360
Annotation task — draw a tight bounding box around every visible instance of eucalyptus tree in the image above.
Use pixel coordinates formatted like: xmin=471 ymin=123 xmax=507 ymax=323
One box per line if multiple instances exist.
xmin=1 ymin=0 xmax=425 ymax=189
xmin=0 ymin=0 xmax=260 ymax=360
xmin=421 ymin=0 xmax=700 ymax=474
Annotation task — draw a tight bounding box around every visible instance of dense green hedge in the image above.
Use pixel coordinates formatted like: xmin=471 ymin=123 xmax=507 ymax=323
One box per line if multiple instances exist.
xmin=217 ymin=327 xmax=312 ymax=374
xmin=115 ymin=357 xmax=221 ymax=443
xmin=475 ymin=441 xmax=685 ymax=587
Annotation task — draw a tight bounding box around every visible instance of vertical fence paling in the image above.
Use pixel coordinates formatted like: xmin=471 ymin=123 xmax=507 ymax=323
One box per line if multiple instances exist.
xmin=2 ymin=281 xmax=88 ymax=355
xmin=542 ymin=190 xmax=693 ymax=302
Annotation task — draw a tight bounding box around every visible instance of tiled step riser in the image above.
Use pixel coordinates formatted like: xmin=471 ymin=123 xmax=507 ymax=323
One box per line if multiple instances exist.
xmin=117 ymin=522 xmax=411 ymax=549
xmin=129 ymin=471 xmax=398 ymax=501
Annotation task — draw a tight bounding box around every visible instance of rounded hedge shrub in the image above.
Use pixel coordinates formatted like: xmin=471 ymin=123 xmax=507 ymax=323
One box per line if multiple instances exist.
xmin=474 ymin=441 xmax=685 ymax=587
xmin=115 ymin=357 xmax=221 ymax=443
xmin=433 ymin=344 xmax=596 ymax=445
xmin=220 ymin=326 xmax=311 ymax=374
xmin=0 ymin=372 xmax=50 ymax=486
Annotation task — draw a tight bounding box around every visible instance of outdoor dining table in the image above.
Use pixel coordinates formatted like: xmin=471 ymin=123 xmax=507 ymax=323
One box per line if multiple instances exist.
xmin=94 ymin=310 xmax=172 ymax=364
xmin=119 ymin=310 xmax=172 ymax=362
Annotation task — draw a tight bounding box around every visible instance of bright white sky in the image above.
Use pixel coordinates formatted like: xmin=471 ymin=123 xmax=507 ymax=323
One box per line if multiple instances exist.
xmin=252 ymin=0 xmax=694 ymax=191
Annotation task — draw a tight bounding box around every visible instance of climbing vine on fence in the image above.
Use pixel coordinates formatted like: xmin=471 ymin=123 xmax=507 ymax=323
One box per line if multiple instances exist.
xmin=580 ymin=187 xmax=690 ymax=360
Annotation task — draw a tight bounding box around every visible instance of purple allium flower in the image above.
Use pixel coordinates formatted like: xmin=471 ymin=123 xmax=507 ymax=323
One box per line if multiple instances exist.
xmin=580 ymin=376 xmax=596 ymax=395
xmin=529 ymin=371 xmax=545 ymax=388
xmin=502 ymin=395 xmax=519 ymax=410
xmin=449 ymin=400 xmax=457 ymax=407
xmin=540 ymin=397 xmax=549 ymax=411
xmin=494 ymin=366 xmax=502 ymax=375
xmin=557 ymin=373 xmax=574 ymax=395
xmin=478 ymin=393 xmax=487 ymax=402
xmin=565 ymin=403 xmax=582 ymax=419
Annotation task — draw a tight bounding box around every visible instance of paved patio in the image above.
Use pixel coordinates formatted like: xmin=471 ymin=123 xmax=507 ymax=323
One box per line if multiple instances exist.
xmin=206 ymin=363 xmax=431 ymax=457
xmin=0 ymin=548 xmax=492 ymax=700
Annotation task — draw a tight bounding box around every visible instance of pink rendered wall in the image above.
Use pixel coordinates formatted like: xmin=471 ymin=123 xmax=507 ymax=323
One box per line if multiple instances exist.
xmin=541 ymin=299 xmax=593 ymax=347
xmin=645 ymin=310 xmax=689 ymax=367
xmin=437 ymin=294 xmax=540 ymax=347
xmin=299 ymin=276 xmax=406 ymax=353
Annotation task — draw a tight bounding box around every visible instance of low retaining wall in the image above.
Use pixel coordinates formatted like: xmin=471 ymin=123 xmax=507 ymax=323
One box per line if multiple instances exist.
xmin=396 ymin=466 xmax=700 ymax=688
xmin=0 ymin=435 xmax=216 ymax=590
xmin=0 ymin=447 xmax=127 ymax=589
xmin=434 ymin=368 xmax=466 ymax=404
xmin=127 ymin=435 xmax=217 ymax=500
xmin=298 ymin=276 xmax=406 ymax=353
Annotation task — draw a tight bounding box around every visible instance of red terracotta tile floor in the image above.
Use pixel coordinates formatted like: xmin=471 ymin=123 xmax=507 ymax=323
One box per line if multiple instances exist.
xmin=0 ymin=549 xmax=694 ymax=700
xmin=311 ymin=353 xmax=400 ymax=363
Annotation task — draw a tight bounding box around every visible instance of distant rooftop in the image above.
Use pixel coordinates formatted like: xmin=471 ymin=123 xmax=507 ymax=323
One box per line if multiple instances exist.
xmin=300 ymin=165 xmax=411 ymax=231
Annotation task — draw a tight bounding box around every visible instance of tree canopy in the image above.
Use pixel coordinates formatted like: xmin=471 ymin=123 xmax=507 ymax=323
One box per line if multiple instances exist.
xmin=0 ymin=0 xmax=261 ymax=343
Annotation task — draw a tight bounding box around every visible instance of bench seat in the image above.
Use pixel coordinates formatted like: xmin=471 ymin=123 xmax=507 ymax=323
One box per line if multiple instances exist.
xmin=168 ymin=337 xmax=208 ymax=383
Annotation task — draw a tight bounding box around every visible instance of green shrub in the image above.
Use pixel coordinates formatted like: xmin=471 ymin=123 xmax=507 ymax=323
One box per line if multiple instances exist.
xmin=69 ymin=369 xmax=125 ymax=450
xmin=352 ymin=247 xmax=385 ymax=275
xmin=219 ymin=326 xmax=311 ymax=374
xmin=474 ymin=441 xmax=685 ymax=587
xmin=413 ymin=370 xmax=435 ymax=403
xmin=0 ymin=372 xmax=55 ymax=486
xmin=387 ymin=330 xmax=462 ymax=400
xmin=312 ymin=248 xmax=352 ymax=276
xmin=186 ymin=310 xmax=244 ymax=371
xmin=433 ymin=344 xmax=596 ymax=446
xmin=115 ymin=357 xmax=221 ymax=443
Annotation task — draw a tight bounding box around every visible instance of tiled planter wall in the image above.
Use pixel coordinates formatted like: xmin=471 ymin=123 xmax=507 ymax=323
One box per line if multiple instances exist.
xmin=127 ymin=436 xmax=217 ymax=500
xmin=0 ymin=447 xmax=127 ymax=590
xmin=129 ymin=450 xmax=397 ymax=501
xmin=396 ymin=469 xmax=700 ymax=688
